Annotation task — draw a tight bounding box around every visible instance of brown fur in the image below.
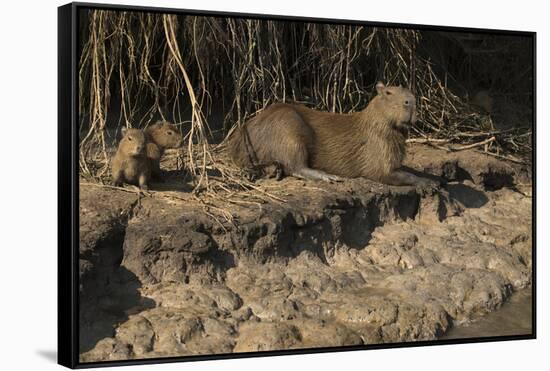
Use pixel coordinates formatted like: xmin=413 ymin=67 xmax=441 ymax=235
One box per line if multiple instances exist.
xmin=112 ymin=128 xmax=151 ymax=189
xmin=145 ymin=121 xmax=183 ymax=178
xmin=227 ymin=82 xmax=424 ymax=185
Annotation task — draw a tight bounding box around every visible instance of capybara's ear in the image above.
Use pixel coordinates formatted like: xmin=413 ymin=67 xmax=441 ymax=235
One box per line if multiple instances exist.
xmin=121 ymin=126 xmax=128 ymax=137
xmin=376 ymin=81 xmax=386 ymax=95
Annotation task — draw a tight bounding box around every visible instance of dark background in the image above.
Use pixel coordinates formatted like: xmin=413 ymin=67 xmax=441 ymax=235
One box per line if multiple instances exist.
xmin=77 ymin=9 xmax=533 ymax=177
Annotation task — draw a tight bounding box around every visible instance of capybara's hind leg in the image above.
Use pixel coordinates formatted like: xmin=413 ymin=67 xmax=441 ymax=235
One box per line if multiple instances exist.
xmin=292 ymin=168 xmax=343 ymax=182
xmin=245 ymin=106 xmax=342 ymax=183
xmin=264 ymin=162 xmax=284 ymax=181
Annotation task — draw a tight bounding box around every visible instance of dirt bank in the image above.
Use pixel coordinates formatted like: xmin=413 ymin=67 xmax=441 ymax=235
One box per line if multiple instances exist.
xmin=78 ymin=144 xmax=532 ymax=362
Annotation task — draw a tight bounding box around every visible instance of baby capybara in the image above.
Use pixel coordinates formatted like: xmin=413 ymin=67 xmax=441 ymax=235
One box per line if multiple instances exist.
xmin=145 ymin=121 xmax=183 ymax=179
xmin=112 ymin=127 xmax=151 ymax=190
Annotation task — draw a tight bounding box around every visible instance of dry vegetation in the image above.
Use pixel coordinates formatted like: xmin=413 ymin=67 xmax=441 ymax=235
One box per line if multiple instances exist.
xmin=78 ymin=9 xmax=533 ymax=196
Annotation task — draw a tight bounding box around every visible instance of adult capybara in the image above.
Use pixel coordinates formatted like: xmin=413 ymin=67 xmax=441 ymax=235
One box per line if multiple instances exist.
xmin=112 ymin=127 xmax=151 ymax=189
xmin=227 ymin=82 xmax=433 ymax=186
xmin=144 ymin=121 xmax=183 ymax=179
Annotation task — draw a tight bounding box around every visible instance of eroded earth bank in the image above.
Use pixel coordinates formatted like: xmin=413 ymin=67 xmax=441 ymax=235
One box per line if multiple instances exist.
xmin=78 ymin=144 xmax=532 ymax=362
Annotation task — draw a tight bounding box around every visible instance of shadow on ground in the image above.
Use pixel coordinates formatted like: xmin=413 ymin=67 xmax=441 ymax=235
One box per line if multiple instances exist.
xmin=79 ymin=267 xmax=155 ymax=353
xmin=447 ymin=182 xmax=489 ymax=208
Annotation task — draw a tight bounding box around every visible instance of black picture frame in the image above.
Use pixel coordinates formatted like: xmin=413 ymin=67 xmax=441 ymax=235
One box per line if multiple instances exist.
xmin=58 ymin=2 xmax=536 ymax=369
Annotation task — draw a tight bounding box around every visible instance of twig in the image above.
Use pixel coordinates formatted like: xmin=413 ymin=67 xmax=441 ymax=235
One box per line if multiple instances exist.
xmin=451 ymin=136 xmax=496 ymax=151
xmin=406 ymin=138 xmax=451 ymax=144
xmin=476 ymin=150 xmax=526 ymax=164
xmin=80 ymin=181 xmax=144 ymax=195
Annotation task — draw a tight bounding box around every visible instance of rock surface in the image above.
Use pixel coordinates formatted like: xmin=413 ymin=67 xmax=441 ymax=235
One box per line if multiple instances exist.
xmin=78 ymin=144 xmax=532 ymax=362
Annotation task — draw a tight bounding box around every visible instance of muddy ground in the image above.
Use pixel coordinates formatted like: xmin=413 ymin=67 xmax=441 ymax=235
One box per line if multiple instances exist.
xmin=78 ymin=144 xmax=532 ymax=362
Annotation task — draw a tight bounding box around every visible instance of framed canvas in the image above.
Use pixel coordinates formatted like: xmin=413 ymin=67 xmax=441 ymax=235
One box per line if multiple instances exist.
xmin=58 ymin=2 xmax=536 ymax=368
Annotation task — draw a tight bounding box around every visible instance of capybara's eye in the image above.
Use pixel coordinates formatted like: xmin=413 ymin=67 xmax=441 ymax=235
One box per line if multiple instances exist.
xmin=128 ymin=137 xmax=132 ymax=141
xmin=386 ymin=91 xmax=392 ymax=95
xmin=168 ymin=131 xmax=173 ymax=135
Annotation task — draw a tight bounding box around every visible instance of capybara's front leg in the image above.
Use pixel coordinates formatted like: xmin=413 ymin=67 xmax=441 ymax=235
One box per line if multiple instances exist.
xmin=383 ymin=169 xmax=439 ymax=191
xmin=112 ymin=170 xmax=124 ymax=187
xmin=138 ymin=173 xmax=150 ymax=191
xmin=293 ymin=167 xmax=343 ymax=182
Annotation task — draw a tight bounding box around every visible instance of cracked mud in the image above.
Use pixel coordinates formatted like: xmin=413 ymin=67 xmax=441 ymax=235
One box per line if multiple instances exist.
xmin=77 ymin=144 xmax=532 ymax=362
